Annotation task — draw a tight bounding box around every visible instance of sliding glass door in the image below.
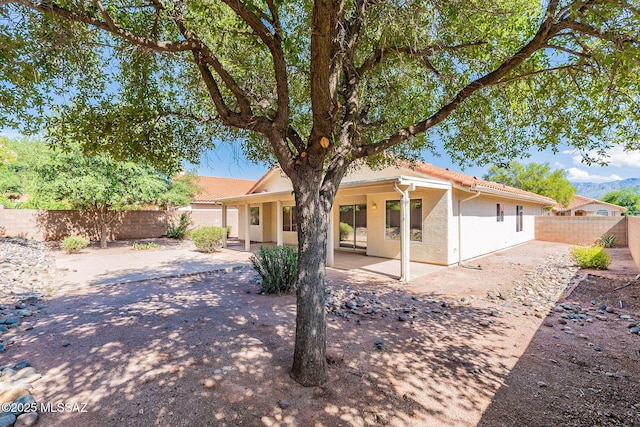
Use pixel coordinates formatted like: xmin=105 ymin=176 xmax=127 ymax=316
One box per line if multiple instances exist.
xmin=338 ymin=204 xmax=367 ymax=251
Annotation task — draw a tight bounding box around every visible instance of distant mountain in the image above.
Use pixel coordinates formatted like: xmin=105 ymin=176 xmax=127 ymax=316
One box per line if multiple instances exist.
xmin=572 ymin=178 xmax=640 ymax=199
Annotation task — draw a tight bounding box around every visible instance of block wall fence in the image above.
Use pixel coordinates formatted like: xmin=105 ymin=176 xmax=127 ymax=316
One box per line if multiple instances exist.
xmin=0 ymin=207 xmax=238 ymax=241
xmin=628 ymin=217 xmax=640 ymax=272
xmin=534 ymin=216 xmax=628 ymax=247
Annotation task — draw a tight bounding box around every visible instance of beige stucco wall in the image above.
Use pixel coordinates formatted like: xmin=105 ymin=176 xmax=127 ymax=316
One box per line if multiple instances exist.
xmin=342 ymin=188 xmax=450 ymax=265
xmin=452 ymin=190 xmax=541 ymax=263
xmin=628 ymin=217 xmax=640 ymax=272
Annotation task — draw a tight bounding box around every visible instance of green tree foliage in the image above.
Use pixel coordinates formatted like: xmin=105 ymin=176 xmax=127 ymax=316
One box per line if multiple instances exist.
xmin=483 ymin=162 xmax=576 ymax=206
xmin=2 ymin=0 xmax=640 ymax=385
xmin=600 ymin=189 xmax=640 ymax=216
xmin=23 ymin=140 xmax=197 ymax=247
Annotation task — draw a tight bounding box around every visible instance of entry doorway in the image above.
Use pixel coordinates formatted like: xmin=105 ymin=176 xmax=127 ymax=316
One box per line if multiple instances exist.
xmin=339 ymin=204 xmax=367 ymax=251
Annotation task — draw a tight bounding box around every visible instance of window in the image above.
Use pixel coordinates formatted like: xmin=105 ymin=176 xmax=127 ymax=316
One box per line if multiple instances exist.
xmin=496 ymin=203 xmax=504 ymax=222
xmin=283 ymin=206 xmax=297 ymax=232
xmin=516 ymin=205 xmax=523 ymax=232
xmin=250 ymin=206 xmax=260 ymax=225
xmin=596 ymin=209 xmax=609 ymax=216
xmin=385 ymin=199 xmax=422 ymax=241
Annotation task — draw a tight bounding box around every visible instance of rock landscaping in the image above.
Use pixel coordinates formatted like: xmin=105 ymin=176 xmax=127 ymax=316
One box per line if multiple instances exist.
xmin=0 ymin=237 xmax=58 ymax=427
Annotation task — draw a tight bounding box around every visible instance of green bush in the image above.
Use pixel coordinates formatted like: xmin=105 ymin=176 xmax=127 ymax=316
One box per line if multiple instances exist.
xmin=190 ymin=226 xmax=226 ymax=253
xmin=596 ymin=233 xmax=617 ymax=248
xmin=167 ymin=213 xmax=191 ymax=240
xmin=250 ymin=245 xmax=299 ymax=294
xmin=60 ymin=235 xmax=90 ymax=254
xmin=339 ymin=221 xmax=353 ymax=240
xmin=570 ymin=245 xmax=612 ymax=270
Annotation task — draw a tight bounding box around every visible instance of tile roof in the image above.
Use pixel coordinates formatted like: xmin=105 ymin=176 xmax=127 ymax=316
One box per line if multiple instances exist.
xmin=191 ymin=176 xmax=257 ymax=203
xmin=411 ymin=162 xmax=557 ymax=205
xmin=552 ymin=195 xmax=627 ymax=212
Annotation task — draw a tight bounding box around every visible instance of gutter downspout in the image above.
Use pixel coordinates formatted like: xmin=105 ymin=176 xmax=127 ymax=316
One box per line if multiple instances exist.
xmin=458 ymin=189 xmax=481 ymax=265
xmin=394 ymin=181 xmax=415 ymax=282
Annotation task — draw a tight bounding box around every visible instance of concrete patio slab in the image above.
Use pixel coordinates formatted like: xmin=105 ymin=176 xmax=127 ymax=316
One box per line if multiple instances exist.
xmin=52 ymin=240 xmax=252 ymax=294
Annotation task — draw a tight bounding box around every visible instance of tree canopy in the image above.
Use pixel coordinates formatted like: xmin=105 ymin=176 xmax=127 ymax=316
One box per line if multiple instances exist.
xmin=600 ymin=188 xmax=640 ymax=216
xmin=11 ymin=139 xmax=198 ymax=246
xmin=2 ymin=0 xmax=640 ymax=385
xmin=483 ymin=161 xmax=576 ymax=206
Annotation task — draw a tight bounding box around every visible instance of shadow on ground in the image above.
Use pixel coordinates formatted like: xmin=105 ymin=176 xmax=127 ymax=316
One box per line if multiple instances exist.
xmin=7 ymin=265 xmax=531 ymax=427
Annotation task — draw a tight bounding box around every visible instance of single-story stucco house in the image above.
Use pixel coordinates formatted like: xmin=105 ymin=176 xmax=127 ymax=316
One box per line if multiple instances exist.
xmin=216 ymin=162 xmax=555 ymax=280
xmin=552 ymin=194 xmax=627 ymax=217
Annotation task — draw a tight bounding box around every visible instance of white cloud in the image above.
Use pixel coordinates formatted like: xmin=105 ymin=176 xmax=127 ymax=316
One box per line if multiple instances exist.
xmin=563 ymin=146 xmax=640 ymax=168
xmin=565 ymin=167 xmax=623 ymax=183
xmin=553 ymin=161 xmax=565 ymax=169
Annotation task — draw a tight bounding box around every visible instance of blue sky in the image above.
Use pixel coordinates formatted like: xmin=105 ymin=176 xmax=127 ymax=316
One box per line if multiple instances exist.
xmin=3 ymin=127 xmax=639 ymax=183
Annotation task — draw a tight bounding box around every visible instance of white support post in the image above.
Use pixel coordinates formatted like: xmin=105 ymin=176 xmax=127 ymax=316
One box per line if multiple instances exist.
xmin=244 ymin=203 xmax=251 ymax=251
xmin=276 ymin=200 xmax=283 ymax=246
xmin=221 ymin=204 xmax=228 ymax=248
xmin=394 ymin=182 xmax=415 ymax=282
xmin=326 ymin=206 xmax=334 ymax=267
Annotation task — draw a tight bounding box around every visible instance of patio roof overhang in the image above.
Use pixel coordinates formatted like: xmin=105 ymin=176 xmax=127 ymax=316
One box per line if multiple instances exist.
xmin=214 ymin=175 xmax=451 ymax=205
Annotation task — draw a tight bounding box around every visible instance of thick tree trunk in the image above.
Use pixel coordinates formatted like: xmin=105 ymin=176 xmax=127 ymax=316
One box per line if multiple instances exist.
xmin=98 ymin=206 xmax=109 ymax=249
xmin=291 ymin=176 xmax=331 ymax=386
xmin=99 ymin=221 xmax=108 ymax=249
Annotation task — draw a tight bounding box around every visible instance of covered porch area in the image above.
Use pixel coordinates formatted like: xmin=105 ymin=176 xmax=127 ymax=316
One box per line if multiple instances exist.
xmin=224 ymin=238 xmax=445 ymax=281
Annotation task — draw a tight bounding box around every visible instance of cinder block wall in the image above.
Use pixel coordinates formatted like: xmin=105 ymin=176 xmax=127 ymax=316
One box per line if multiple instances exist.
xmin=628 ymin=217 xmax=640 ymax=271
xmin=535 ymin=216 xmax=628 ymax=246
xmin=0 ymin=208 xmax=238 ymax=241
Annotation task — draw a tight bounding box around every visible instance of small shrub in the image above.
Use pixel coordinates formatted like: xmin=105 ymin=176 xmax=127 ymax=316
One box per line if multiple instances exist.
xmin=190 ymin=226 xmax=226 ymax=253
xmin=132 ymin=242 xmax=160 ymax=250
xmin=250 ymin=245 xmax=298 ymax=294
xmin=60 ymin=235 xmax=89 ymax=254
xmin=167 ymin=213 xmax=191 ymax=240
xmin=596 ymin=233 xmax=617 ymax=248
xmin=339 ymin=222 xmax=353 ymax=240
xmin=570 ymin=245 xmax=612 ymax=270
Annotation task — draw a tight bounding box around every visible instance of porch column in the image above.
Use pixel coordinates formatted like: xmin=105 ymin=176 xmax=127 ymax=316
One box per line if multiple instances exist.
xmin=244 ymin=203 xmax=251 ymax=251
xmin=276 ymin=200 xmax=283 ymax=246
xmin=221 ymin=204 xmax=228 ymax=248
xmin=326 ymin=206 xmax=334 ymax=267
xmin=394 ymin=182 xmax=415 ymax=282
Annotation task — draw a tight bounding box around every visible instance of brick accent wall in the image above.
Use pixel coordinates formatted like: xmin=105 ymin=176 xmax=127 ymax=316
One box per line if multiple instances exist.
xmin=535 ymin=216 xmax=628 ymax=246
xmin=629 ymin=217 xmax=640 ymax=272
xmin=0 ymin=207 xmax=239 ymax=241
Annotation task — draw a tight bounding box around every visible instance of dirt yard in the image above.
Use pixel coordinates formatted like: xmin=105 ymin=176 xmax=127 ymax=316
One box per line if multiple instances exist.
xmin=2 ymin=240 xmax=639 ymax=426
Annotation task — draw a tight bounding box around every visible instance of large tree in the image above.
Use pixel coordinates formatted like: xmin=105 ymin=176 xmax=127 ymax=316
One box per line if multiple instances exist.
xmin=2 ymin=0 xmax=640 ymax=385
xmin=601 ymin=188 xmax=640 ymax=216
xmin=24 ymin=140 xmax=197 ymax=247
xmin=483 ymin=161 xmax=576 ymax=206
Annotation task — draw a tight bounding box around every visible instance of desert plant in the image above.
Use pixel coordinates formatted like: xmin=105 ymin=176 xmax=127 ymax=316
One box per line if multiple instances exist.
xmin=339 ymin=221 xmax=353 ymax=241
xmin=60 ymin=235 xmax=89 ymax=254
xmin=132 ymin=242 xmax=160 ymax=250
xmin=167 ymin=212 xmax=191 ymax=240
xmin=250 ymin=245 xmax=299 ymax=294
xmin=596 ymin=234 xmax=617 ymax=248
xmin=190 ymin=225 xmax=226 ymax=253
xmin=570 ymin=245 xmax=612 ymax=270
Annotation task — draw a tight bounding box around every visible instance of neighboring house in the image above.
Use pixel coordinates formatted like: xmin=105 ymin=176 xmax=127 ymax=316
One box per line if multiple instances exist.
xmin=552 ymin=195 xmax=627 ymax=217
xmin=216 ymin=162 xmax=555 ymax=279
xmin=178 ymin=176 xmax=256 ymax=237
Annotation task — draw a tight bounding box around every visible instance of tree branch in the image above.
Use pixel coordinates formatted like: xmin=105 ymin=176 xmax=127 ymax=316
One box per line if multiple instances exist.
xmin=14 ymin=0 xmax=200 ymax=53
xmin=219 ymin=0 xmax=290 ymax=131
xmin=357 ymin=41 xmax=487 ymax=77
xmin=352 ymin=1 xmax=563 ymax=160
xmin=559 ymin=20 xmax=640 ymax=49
